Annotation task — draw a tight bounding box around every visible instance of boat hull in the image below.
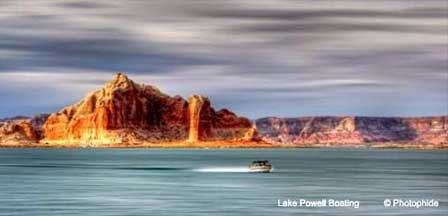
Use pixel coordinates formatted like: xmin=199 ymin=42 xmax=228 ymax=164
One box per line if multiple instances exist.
xmin=248 ymin=166 xmax=273 ymax=173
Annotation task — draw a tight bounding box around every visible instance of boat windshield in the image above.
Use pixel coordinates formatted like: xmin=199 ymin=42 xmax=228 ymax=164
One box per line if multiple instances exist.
xmin=251 ymin=160 xmax=270 ymax=166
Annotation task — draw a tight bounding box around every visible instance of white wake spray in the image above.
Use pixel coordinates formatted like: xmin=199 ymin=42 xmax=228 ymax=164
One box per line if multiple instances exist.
xmin=193 ymin=166 xmax=251 ymax=173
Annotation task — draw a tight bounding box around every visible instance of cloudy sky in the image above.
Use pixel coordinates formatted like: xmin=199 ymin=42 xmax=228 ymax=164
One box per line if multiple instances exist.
xmin=0 ymin=0 xmax=446 ymax=119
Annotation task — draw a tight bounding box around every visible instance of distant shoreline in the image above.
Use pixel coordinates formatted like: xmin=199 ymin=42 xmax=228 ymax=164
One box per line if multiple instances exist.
xmin=1 ymin=142 xmax=446 ymax=150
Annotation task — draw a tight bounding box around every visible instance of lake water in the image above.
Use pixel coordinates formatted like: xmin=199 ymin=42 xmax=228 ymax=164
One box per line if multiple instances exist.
xmin=0 ymin=148 xmax=447 ymax=216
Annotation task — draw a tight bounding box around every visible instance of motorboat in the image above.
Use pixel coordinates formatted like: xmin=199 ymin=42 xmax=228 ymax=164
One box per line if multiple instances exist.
xmin=249 ymin=160 xmax=273 ymax=173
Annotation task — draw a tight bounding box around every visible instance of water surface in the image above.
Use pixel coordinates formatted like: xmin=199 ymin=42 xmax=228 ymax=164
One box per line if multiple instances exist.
xmin=0 ymin=148 xmax=446 ymax=215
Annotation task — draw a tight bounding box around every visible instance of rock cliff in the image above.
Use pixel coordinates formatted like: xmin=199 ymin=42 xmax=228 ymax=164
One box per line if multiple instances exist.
xmin=186 ymin=95 xmax=254 ymax=142
xmin=0 ymin=114 xmax=49 ymax=145
xmin=255 ymin=116 xmax=448 ymax=148
xmin=187 ymin=95 xmax=207 ymax=142
xmin=40 ymin=73 xmax=254 ymax=146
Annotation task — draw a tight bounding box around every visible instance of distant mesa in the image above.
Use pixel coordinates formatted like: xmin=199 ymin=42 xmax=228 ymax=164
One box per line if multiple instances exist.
xmin=255 ymin=116 xmax=448 ymax=148
xmin=0 ymin=73 xmax=446 ymax=148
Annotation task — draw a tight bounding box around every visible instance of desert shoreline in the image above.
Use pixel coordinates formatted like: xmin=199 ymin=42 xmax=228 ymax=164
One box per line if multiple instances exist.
xmin=1 ymin=142 xmax=447 ymax=150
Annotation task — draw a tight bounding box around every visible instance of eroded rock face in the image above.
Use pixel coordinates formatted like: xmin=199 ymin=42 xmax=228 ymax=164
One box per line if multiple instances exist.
xmin=211 ymin=109 xmax=254 ymax=141
xmin=255 ymin=116 xmax=448 ymax=147
xmin=186 ymin=95 xmax=254 ymax=142
xmin=42 ymin=73 xmax=190 ymax=145
xmin=41 ymin=73 xmax=254 ymax=145
xmin=187 ymin=95 xmax=209 ymax=142
xmin=0 ymin=114 xmax=49 ymax=144
xmin=0 ymin=120 xmax=37 ymax=144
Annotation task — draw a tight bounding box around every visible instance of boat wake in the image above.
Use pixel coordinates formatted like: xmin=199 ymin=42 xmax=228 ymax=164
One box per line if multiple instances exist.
xmin=193 ymin=167 xmax=250 ymax=173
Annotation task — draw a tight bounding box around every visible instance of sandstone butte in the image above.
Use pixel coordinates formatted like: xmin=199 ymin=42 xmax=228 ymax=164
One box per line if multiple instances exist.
xmin=0 ymin=73 xmax=261 ymax=148
xmin=0 ymin=73 xmax=447 ymax=149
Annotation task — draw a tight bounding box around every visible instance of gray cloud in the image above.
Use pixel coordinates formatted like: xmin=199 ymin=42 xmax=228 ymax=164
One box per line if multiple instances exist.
xmin=0 ymin=0 xmax=446 ymax=118
xmin=57 ymin=1 xmax=110 ymax=9
xmin=230 ymin=22 xmax=444 ymax=34
xmin=0 ymin=33 xmax=223 ymax=73
xmin=192 ymin=7 xmax=448 ymax=20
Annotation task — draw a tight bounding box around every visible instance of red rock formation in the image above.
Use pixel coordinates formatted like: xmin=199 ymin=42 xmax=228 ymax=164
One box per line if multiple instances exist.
xmin=0 ymin=114 xmax=48 ymax=144
xmin=211 ymin=108 xmax=254 ymax=141
xmin=42 ymin=73 xmax=189 ymax=145
xmin=186 ymin=95 xmax=254 ymax=142
xmin=0 ymin=120 xmax=36 ymax=143
xmin=41 ymin=73 xmax=254 ymax=146
xmin=255 ymin=116 xmax=448 ymax=147
xmin=187 ymin=95 xmax=209 ymax=142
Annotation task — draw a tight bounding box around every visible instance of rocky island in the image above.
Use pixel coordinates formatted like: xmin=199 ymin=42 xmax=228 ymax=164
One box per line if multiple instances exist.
xmin=0 ymin=73 xmax=446 ymax=149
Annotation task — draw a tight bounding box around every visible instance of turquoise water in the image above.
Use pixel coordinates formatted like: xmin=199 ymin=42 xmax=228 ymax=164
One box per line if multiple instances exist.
xmin=0 ymin=149 xmax=447 ymax=215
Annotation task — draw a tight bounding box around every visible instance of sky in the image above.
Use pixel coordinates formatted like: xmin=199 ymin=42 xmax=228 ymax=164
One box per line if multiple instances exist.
xmin=0 ymin=0 xmax=447 ymax=119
